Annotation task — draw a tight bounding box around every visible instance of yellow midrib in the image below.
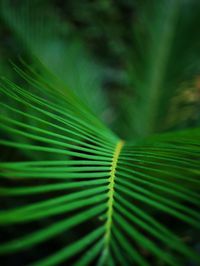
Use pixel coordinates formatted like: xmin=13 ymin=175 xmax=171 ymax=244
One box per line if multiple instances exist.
xmin=104 ymin=140 xmax=124 ymax=246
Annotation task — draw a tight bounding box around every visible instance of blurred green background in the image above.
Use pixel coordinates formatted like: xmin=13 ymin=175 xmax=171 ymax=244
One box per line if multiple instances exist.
xmin=0 ymin=0 xmax=200 ymax=141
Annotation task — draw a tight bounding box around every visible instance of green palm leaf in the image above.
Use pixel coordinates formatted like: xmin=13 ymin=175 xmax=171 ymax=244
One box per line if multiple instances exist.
xmin=1 ymin=0 xmax=200 ymax=265
xmin=0 ymin=63 xmax=200 ymax=266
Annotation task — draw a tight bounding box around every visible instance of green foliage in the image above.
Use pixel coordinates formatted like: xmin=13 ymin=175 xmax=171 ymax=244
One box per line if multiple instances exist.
xmin=0 ymin=0 xmax=200 ymax=265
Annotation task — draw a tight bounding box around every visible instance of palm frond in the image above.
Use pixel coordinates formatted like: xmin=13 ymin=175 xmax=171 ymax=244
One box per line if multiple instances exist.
xmin=0 ymin=64 xmax=200 ymax=265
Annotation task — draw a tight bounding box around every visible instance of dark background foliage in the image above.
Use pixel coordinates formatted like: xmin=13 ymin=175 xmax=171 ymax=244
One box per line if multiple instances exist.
xmin=1 ymin=0 xmax=199 ymax=139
